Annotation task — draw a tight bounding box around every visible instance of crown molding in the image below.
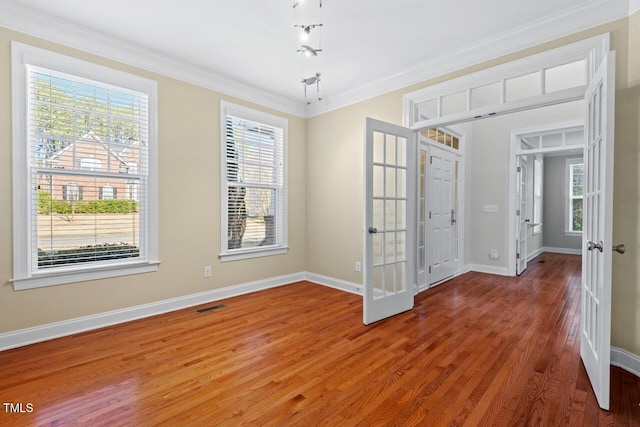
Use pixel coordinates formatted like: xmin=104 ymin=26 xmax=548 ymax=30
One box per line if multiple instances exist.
xmin=305 ymin=0 xmax=633 ymax=117
xmin=0 ymin=0 xmax=634 ymax=119
xmin=0 ymin=0 xmax=306 ymax=118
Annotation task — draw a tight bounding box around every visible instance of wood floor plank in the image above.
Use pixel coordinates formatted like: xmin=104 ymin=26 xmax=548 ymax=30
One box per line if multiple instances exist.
xmin=1 ymin=253 xmax=639 ymax=426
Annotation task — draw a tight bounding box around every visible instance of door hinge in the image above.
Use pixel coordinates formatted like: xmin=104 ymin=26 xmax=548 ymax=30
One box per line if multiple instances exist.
xmin=517 ymin=166 xmax=521 ymax=173
xmin=429 ymin=211 xmax=432 ymax=219
xmin=516 ymin=252 xmax=520 ymax=259
xmin=430 ymin=156 xmax=433 ymax=164
xmin=428 ymin=266 xmax=431 ymax=274
xmin=516 ymin=209 xmax=520 ymax=216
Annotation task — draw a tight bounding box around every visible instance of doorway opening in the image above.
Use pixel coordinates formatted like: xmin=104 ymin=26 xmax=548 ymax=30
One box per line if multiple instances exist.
xmin=510 ymin=120 xmax=585 ymax=276
xmin=417 ymin=128 xmax=463 ymax=291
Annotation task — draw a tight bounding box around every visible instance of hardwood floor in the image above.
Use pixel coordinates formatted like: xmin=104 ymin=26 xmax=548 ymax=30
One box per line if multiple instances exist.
xmin=1 ymin=253 xmax=639 ymax=426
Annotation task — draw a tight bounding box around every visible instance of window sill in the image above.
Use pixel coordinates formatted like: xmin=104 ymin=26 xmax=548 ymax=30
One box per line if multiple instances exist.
xmin=219 ymin=246 xmax=289 ymax=262
xmin=12 ymin=260 xmax=160 ymax=291
xmin=564 ymin=231 xmax=582 ymax=237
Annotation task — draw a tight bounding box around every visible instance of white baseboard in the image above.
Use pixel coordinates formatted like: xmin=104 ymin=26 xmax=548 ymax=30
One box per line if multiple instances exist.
xmin=611 ymin=347 xmax=640 ymax=378
xmin=527 ymin=247 xmax=545 ymax=261
xmin=304 ymin=272 xmax=363 ymax=295
xmin=543 ymin=246 xmax=582 ymax=255
xmin=465 ymin=264 xmax=511 ymax=276
xmin=0 ymin=272 xmax=305 ymax=352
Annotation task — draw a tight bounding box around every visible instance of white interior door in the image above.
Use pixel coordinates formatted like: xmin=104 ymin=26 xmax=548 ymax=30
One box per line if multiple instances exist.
xmin=427 ymin=146 xmax=456 ymax=285
xmin=580 ymin=51 xmax=615 ymax=410
xmin=516 ymin=156 xmax=528 ymax=275
xmin=364 ymin=118 xmax=416 ymax=325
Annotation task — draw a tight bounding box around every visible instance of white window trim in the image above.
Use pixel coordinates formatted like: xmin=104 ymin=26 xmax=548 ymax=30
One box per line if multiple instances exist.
xmin=565 ymin=157 xmax=584 ymax=236
xmin=11 ymin=41 xmax=159 ymax=290
xmin=533 ymin=155 xmax=543 ymax=235
xmin=403 ymin=33 xmax=609 ymax=130
xmin=219 ymin=101 xmax=288 ymax=262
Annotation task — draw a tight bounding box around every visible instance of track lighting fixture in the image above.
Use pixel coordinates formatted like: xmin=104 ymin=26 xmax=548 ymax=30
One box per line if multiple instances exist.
xmin=295 ymin=24 xmax=323 ymax=42
xmin=302 ymin=73 xmax=322 ymax=104
xmin=293 ymin=0 xmax=324 ymax=104
xmin=298 ymin=45 xmax=322 ymax=57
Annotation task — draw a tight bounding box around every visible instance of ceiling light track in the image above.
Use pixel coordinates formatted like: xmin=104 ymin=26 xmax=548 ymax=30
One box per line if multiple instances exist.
xmin=293 ymin=0 xmax=324 ymax=105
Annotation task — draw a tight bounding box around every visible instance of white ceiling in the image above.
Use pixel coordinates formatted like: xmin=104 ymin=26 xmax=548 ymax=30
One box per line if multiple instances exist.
xmin=1 ymin=0 xmax=635 ymax=116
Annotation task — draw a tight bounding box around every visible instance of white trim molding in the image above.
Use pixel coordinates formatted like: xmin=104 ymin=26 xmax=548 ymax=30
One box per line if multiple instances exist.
xmin=0 ymin=0 xmax=636 ymax=119
xmin=611 ymin=347 xmax=640 ymax=378
xmin=527 ymin=247 xmax=545 ymax=262
xmin=0 ymin=272 xmax=305 ymax=351
xmin=465 ymin=264 xmax=511 ymax=277
xmin=305 ymin=272 xmax=363 ymax=295
xmin=0 ymin=0 xmax=303 ymax=117
xmin=543 ymin=247 xmax=582 ymax=255
xmin=0 ymin=271 xmax=363 ymax=351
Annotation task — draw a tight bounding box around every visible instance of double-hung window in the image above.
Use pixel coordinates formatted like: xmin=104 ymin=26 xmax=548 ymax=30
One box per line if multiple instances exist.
xmin=220 ymin=101 xmax=287 ymax=261
xmin=11 ymin=42 xmax=158 ymax=289
xmin=566 ymin=158 xmax=584 ymax=235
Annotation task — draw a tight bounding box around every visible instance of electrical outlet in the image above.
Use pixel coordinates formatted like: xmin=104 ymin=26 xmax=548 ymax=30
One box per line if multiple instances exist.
xmin=483 ymin=204 xmax=498 ymax=213
xmin=204 ymin=266 xmax=212 ymax=278
xmin=355 ymin=261 xmax=361 ymax=272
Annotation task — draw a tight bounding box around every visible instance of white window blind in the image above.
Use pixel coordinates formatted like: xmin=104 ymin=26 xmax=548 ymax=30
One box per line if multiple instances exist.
xmin=12 ymin=42 xmax=158 ymax=289
xmin=221 ymin=102 xmax=287 ymax=260
xmin=28 ymin=66 xmax=148 ymax=271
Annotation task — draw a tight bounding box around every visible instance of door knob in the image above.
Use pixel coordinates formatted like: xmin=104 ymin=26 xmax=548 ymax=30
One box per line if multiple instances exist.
xmin=613 ymin=244 xmax=625 ymax=254
xmin=368 ymin=227 xmax=378 ymax=234
xmin=587 ymin=241 xmax=603 ymax=252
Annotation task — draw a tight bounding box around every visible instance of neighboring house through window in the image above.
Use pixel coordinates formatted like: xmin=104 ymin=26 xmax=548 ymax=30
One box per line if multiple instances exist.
xmin=80 ymin=158 xmax=102 ymax=171
xmin=63 ymin=183 xmax=81 ymax=201
xmin=566 ymin=158 xmax=584 ymax=235
xmin=220 ymin=101 xmax=288 ymax=261
xmin=11 ymin=42 xmax=159 ymax=289
xmin=100 ymin=185 xmax=116 ymax=200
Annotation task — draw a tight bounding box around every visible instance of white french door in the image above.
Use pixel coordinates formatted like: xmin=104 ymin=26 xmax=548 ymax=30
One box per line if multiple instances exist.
xmin=427 ymin=145 xmax=456 ymax=285
xmin=515 ymin=156 xmax=528 ymax=276
xmin=580 ymin=51 xmax=615 ymax=410
xmin=364 ymin=118 xmax=416 ymax=325
xmin=417 ymin=146 xmax=428 ymax=290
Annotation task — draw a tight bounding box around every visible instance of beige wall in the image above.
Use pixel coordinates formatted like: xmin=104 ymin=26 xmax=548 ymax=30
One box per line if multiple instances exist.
xmin=466 ymin=102 xmax=583 ymax=267
xmin=0 ymin=27 xmax=307 ymax=333
xmin=306 ymin=15 xmax=639 ymax=355
xmin=1 ymin=14 xmax=638 ymax=357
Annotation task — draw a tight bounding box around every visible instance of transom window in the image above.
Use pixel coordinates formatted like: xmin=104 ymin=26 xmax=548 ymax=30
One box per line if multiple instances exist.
xmin=420 ymin=128 xmax=460 ymax=150
xmin=220 ymin=101 xmax=288 ymax=262
xmin=11 ymin=42 xmax=158 ymax=289
xmin=404 ymin=34 xmax=609 ymax=129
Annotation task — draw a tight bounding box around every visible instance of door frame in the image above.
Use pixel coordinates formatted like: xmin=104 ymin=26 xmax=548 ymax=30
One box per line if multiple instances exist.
xmin=507 ymin=120 xmax=585 ymax=276
xmin=417 ymin=137 xmax=464 ymax=290
xmin=400 ymin=32 xmax=614 ymax=409
xmin=515 ymin=155 xmax=529 ymax=275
